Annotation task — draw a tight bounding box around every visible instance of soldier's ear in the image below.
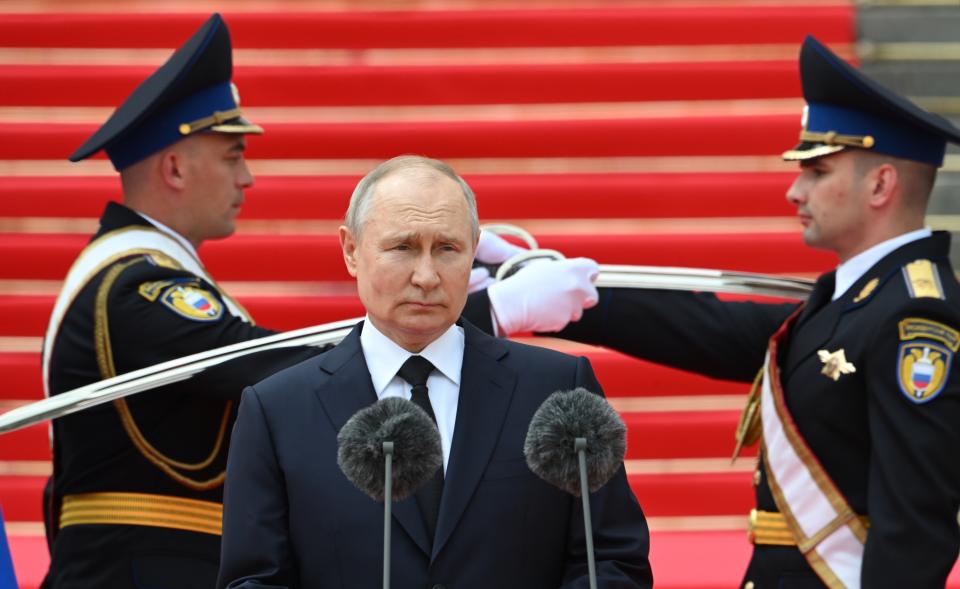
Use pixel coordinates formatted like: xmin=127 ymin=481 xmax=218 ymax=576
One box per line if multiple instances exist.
xmin=339 ymin=225 xmax=359 ymax=277
xmin=866 ymin=163 xmax=897 ymax=209
xmin=160 ymin=149 xmax=187 ymax=192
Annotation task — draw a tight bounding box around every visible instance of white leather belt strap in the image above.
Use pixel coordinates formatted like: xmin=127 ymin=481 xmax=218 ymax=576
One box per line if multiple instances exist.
xmin=759 ymin=311 xmax=868 ymax=588
xmin=42 ymin=226 xmax=249 ymax=398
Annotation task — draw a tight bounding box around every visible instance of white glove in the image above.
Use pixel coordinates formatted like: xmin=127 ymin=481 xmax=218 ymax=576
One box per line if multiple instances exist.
xmin=475 ymin=229 xmax=529 ymax=264
xmin=487 ymin=257 xmax=600 ymax=335
xmin=469 ymin=267 xmax=495 ymax=293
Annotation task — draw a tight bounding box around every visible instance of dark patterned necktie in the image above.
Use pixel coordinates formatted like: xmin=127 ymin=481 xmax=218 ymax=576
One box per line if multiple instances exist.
xmin=397 ymin=355 xmax=444 ymax=542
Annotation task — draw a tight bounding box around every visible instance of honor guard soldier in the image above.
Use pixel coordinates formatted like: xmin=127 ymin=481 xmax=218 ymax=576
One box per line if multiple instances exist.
xmin=546 ymin=36 xmax=960 ymax=587
xmin=40 ymin=13 xmax=599 ymax=588
xmin=39 ymin=14 xmax=330 ymax=589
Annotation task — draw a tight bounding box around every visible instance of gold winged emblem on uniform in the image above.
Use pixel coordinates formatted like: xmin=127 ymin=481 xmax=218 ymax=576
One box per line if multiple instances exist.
xmin=817 ymin=348 xmax=856 ymax=381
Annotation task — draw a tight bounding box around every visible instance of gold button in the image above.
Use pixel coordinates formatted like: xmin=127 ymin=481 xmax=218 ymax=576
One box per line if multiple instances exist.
xmin=753 ymin=469 xmax=761 ymax=486
xmin=744 ymin=582 xmax=755 ymax=589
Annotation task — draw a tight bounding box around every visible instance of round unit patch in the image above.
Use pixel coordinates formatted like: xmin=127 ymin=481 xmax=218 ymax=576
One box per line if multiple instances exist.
xmin=160 ymin=283 xmax=224 ymax=322
xmin=897 ymin=341 xmax=952 ymax=403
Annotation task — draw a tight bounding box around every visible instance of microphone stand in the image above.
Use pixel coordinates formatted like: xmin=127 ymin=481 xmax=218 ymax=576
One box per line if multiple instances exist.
xmin=382 ymin=441 xmax=394 ymax=589
xmin=575 ymin=437 xmax=598 ymax=589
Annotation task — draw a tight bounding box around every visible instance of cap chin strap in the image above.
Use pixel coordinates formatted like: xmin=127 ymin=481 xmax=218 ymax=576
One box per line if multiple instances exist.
xmin=799 ymin=130 xmax=875 ymax=149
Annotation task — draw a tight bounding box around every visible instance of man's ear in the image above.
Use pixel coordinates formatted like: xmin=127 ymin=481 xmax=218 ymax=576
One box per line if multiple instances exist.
xmin=339 ymin=225 xmax=359 ymax=277
xmin=159 ymin=149 xmax=187 ymax=192
xmin=866 ymin=163 xmax=898 ymax=209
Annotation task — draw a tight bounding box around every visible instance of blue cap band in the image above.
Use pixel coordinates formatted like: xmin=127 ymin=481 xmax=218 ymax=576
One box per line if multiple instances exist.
xmin=105 ymin=81 xmax=237 ymax=171
xmin=806 ymin=102 xmax=946 ymax=167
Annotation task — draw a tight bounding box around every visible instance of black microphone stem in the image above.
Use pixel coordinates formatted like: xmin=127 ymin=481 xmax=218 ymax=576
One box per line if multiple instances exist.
xmin=383 ymin=441 xmax=394 ymax=589
xmin=575 ymin=437 xmax=598 ymax=589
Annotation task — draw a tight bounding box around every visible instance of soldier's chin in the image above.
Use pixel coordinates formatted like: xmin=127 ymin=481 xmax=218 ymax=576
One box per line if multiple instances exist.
xmin=800 ymin=227 xmax=820 ymax=248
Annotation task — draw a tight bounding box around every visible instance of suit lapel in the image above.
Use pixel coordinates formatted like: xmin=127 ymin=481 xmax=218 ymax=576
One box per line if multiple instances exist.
xmin=431 ymin=321 xmax=516 ymax=561
xmin=313 ymin=322 xmax=432 ymax=557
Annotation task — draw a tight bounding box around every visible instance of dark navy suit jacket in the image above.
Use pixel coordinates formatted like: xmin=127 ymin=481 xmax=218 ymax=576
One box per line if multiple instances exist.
xmin=217 ymin=319 xmax=652 ymax=588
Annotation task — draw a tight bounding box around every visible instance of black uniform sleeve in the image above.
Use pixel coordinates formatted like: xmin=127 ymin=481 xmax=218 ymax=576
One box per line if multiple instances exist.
xmin=860 ymin=300 xmax=960 ymax=587
xmin=553 ymin=288 xmax=797 ymax=382
xmin=104 ymin=257 xmax=324 ymax=400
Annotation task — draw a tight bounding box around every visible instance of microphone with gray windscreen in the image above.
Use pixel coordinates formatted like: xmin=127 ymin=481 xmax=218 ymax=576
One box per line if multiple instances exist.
xmin=524 ymin=387 xmax=627 ymax=589
xmin=337 ymin=397 xmax=442 ymax=589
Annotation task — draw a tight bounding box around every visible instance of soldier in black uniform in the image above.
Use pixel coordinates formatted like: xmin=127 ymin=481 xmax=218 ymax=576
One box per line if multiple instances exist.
xmin=555 ymin=36 xmax=960 ymax=587
xmin=40 ymin=13 xmax=598 ymax=589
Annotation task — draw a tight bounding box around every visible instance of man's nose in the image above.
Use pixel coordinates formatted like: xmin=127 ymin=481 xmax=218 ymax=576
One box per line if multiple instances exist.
xmin=411 ymin=252 xmax=441 ymax=290
xmin=786 ymin=175 xmax=805 ymax=205
xmin=237 ymin=160 xmax=254 ymax=189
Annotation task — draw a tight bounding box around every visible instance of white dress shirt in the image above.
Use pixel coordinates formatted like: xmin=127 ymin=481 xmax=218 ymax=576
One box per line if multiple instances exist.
xmin=137 ymin=210 xmax=202 ymax=262
xmin=359 ymin=318 xmax=464 ymax=473
xmin=833 ymin=228 xmax=932 ymax=300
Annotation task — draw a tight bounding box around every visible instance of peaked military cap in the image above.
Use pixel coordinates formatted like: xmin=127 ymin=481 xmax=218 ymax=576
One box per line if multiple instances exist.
xmin=70 ymin=13 xmax=262 ymax=171
xmin=783 ymin=35 xmax=960 ymax=167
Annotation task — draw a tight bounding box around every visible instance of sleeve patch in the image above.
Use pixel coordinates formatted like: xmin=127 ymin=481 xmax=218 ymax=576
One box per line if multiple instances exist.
xmin=902 ymin=259 xmax=944 ymax=300
xmin=159 ymin=283 xmax=224 ymax=322
xmin=897 ymin=341 xmax=952 ymax=403
xmin=898 ymin=318 xmax=960 ymax=352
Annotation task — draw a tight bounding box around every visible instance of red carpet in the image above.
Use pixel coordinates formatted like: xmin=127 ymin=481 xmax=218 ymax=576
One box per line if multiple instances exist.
xmin=5 ymin=116 xmax=803 ymax=159
xmin=0 ymin=7 xmax=853 ymax=49
xmin=0 ymin=173 xmax=798 ymax=219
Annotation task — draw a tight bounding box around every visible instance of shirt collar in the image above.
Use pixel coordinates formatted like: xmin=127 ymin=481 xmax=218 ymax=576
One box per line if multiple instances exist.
xmin=136 ymin=210 xmax=202 ymax=262
xmin=833 ymin=228 xmax=932 ymax=300
xmin=359 ymin=317 xmax=464 ymax=396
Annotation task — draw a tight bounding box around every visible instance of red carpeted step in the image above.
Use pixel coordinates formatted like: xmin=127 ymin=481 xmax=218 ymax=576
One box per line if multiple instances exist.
xmin=2 ymin=347 xmax=751 ymax=400
xmin=0 ymin=476 xmax=45 ymax=522
xmin=0 ymin=297 xmax=50 ymax=337
xmin=0 ymin=62 xmax=803 ymax=107
xmin=0 ymin=425 xmax=49 ymax=461
xmin=650 ymin=530 xmax=751 ymax=589
xmin=3 ymin=354 xmax=41 ymax=399
xmin=3 ymin=116 xmax=800 ymax=160
xmin=0 ymin=173 xmax=798 ymax=220
xmin=625 ymin=411 xmax=745 ymax=459
xmin=630 ymin=471 xmax=753 ymax=516
xmin=0 ymin=7 xmax=853 ymax=49
xmin=0 ymin=232 xmax=835 ymax=281
xmin=7 ymin=534 xmax=47 ymax=589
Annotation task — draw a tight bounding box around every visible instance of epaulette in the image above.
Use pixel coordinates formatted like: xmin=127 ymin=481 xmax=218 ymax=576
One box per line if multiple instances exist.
xmin=902 ymin=259 xmax=945 ymax=300
xmin=144 ymin=251 xmax=183 ymax=270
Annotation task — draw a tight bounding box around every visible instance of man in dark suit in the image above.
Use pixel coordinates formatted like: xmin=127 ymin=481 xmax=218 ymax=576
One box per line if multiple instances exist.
xmin=43 ymin=14 xmax=597 ymax=589
xmin=552 ymin=36 xmax=960 ymax=588
xmin=217 ymin=155 xmax=652 ymax=588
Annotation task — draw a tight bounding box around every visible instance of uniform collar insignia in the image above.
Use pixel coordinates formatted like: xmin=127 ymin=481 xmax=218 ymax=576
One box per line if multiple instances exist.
xmin=852 ymin=277 xmax=879 ymax=303
xmin=817 ymin=348 xmax=856 ymax=381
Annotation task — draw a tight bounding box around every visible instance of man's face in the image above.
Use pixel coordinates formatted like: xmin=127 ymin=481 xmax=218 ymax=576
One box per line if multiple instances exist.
xmin=179 ymin=133 xmax=253 ymax=246
xmin=786 ymin=150 xmax=870 ymax=261
xmin=340 ymin=169 xmax=477 ymax=352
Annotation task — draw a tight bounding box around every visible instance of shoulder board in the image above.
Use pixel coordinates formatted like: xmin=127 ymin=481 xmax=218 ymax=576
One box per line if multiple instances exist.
xmin=145 ymin=251 xmax=183 ymax=270
xmin=902 ymin=259 xmax=944 ymax=300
